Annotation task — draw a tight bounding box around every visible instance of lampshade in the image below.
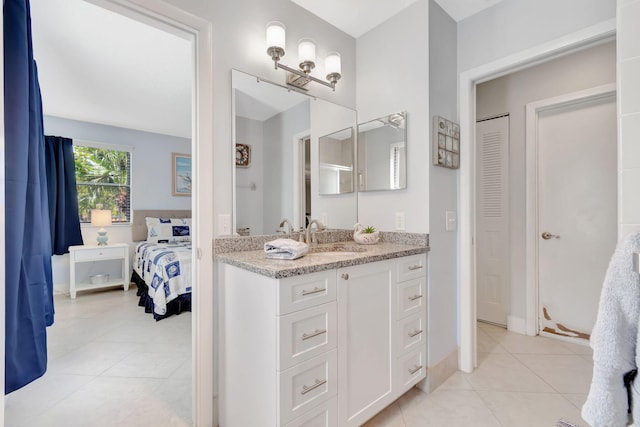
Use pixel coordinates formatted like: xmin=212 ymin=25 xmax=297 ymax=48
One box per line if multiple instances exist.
xmin=298 ymin=38 xmax=316 ymax=64
xmin=91 ymin=210 xmax=112 ymax=246
xmin=91 ymin=209 xmax=112 ymax=227
xmin=325 ymin=52 xmax=341 ymax=76
xmin=266 ymin=21 xmax=286 ymax=50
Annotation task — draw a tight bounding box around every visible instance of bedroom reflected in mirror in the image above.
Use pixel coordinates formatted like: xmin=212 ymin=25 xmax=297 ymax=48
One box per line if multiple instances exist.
xmin=357 ymin=111 xmax=406 ymax=191
xmin=318 ymin=127 xmax=354 ymax=195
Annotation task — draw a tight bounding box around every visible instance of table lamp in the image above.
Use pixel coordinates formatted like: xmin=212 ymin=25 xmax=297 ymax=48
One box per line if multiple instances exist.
xmin=91 ymin=209 xmax=112 ymax=245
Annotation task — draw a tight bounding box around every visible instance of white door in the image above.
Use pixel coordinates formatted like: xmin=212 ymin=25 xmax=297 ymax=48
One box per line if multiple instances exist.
xmin=536 ymin=91 xmax=616 ymax=339
xmin=476 ymin=116 xmax=510 ymax=326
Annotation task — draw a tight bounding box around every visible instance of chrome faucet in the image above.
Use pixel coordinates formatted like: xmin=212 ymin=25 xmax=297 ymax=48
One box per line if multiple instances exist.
xmin=279 ymin=218 xmax=293 ymax=238
xmin=305 ymin=219 xmax=325 ymax=245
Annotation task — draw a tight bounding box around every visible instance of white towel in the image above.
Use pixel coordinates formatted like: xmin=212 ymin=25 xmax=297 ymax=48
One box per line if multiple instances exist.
xmin=264 ymin=238 xmax=308 ymax=260
xmin=582 ymin=232 xmax=640 ymax=427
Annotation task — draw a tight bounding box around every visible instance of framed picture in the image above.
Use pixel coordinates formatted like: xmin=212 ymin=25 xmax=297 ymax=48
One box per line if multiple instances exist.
xmin=172 ymin=153 xmax=192 ymax=196
xmin=432 ymin=116 xmax=460 ymax=169
xmin=235 ymin=143 xmax=251 ymax=167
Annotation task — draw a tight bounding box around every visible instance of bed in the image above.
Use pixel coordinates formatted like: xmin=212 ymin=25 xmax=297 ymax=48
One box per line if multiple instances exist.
xmin=130 ymin=210 xmax=193 ymax=321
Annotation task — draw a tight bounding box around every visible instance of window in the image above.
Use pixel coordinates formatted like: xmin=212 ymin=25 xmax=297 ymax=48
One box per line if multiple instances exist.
xmin=74 ymin=144 xmax=131 ymax=223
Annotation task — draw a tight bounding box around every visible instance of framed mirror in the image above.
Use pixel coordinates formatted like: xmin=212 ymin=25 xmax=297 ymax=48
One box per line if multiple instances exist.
xmin=232 ymin=69 xmax=357 ymax=235
xmin=319 ymin=127 xmax=354 ymax=195
xmin=357 ymin=112 xmax=407 ymax=192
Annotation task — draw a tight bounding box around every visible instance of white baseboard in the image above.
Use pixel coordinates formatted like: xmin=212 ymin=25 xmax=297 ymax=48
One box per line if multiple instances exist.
xmin=53 ymin=283 xmax=69 ymax=295
xmin=507 ymin=315 xmax=527 ymax=335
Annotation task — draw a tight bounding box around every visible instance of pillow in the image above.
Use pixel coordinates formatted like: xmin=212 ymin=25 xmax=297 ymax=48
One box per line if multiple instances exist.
xmin=145 ymin=217 xmax=192 ymax=243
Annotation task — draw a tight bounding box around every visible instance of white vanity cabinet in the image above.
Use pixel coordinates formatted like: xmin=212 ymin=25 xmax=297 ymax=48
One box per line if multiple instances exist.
xmin=222 ymin=268 xmax=338 ymax=427
xmin=221 ymin=252 xmax=427 ymax=427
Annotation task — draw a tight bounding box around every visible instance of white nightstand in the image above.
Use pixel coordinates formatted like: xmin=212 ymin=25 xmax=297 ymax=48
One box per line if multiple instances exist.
xmin=68 ymin=243 xmax=130 ymax=299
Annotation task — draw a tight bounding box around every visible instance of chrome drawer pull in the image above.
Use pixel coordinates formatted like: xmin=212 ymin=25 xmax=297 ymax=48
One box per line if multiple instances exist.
xmin=408 ymin=294 xmax=423 ymax=301
xmin=302 ymin=329 xmax=327 ymax=341
xmin=301 ymin=287 xmax=326 ymax=296
xmin=408 ymin=365 xmax=423 ymax=375
xmin=301 ymin=378 xmax=327 ymax=395
xmin=408 ymin=265 xmax=423 ymax=271
xmin=408 ymin=329 xmax=423 ymax=338
xmin=341 ymin=273 xmax=349 ymax=280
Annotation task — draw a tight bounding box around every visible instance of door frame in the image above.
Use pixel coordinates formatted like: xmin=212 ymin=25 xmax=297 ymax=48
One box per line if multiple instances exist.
xmin=458 ymin=19 xmax=616 ymax=373
xmin=293 ymin=131 xmax=311 ymax=231
xmin=524 ymin=84 xmax=616 ymax=336
xmin=87 ymin=0 xmax=215 ymax=425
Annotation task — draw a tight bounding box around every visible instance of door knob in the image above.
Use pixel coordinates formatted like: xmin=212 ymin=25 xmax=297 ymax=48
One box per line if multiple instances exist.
xmin=541 ymin=231 xmax=560 ymax=240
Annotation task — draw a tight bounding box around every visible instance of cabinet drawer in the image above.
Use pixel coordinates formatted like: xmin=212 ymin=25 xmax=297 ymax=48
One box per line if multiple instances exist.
xmin=279 ymin=349 xmax=337 ymax=426
xmin=278 ymin=271 xmax=337 ymax=315
xmin=73 ymin=246 xmax=126 ymax=262
xmin=283 ymin=396 xmax=337 ymax=427
xmin=278 ymin=302 xmax=337 ymax=371
xmin=397 ymin=278 xmax=426 ymax=319
xmin=397 ymin=348 xmax=425 ymax=392
xmin=397 ymin=313 xmax=425 ymax=356
xmin=397 ymin=254 xmax=426 ymax=283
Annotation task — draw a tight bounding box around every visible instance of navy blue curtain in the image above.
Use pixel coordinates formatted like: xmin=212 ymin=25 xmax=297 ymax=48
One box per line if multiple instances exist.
xmin=4 ymin=0 xmax=54 ymax=393
xmin=44 ymin=136 xmax=84 ymax=255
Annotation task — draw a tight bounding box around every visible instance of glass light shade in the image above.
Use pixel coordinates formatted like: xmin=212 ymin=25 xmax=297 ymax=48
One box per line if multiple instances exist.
xmin=266 ymin=21 xmax=286 ymax=50
xmin=298 ymin=38 xmax=316 ymax=63
xmin=325 ymin=52 xmax=341 ymax=76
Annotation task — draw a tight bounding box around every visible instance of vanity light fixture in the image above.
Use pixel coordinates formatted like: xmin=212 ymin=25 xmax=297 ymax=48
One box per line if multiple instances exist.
xmin=266 ymin=21 xmax=341 ymax=91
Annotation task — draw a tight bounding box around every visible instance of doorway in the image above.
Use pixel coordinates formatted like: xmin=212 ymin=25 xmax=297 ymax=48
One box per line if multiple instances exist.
xmin=295 ymin=135 xmax=312 ymax=230
xmin=474 ymin=42 xmax=616 ymax=341
xmin=460 ymin=23 xmax=616 ymax=372
xmin=15 ymin=1 xmax=214 ymax=426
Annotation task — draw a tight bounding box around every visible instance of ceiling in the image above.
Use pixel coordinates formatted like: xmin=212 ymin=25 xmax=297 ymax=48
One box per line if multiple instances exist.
xmin=29 ymin=0 xmax=505 ymax=140
xmin=30 ymin=0 xmax=193 ymax=139
xmin=291 ymin=0 xmax=507 ymax=37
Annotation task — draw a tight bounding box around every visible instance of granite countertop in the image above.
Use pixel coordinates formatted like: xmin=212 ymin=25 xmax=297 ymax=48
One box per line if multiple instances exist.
xmin=217 ymin=241 xmax=429 ymax=279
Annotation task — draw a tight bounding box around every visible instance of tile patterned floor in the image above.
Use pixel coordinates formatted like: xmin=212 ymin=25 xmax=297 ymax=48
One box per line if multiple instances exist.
xmin=6 ymin=291 xmax=594 ymax=427
xmin=363 ymin=322 xmax=593 ymax=427
xmin=5 ymin=289 xmax=192 ymax=427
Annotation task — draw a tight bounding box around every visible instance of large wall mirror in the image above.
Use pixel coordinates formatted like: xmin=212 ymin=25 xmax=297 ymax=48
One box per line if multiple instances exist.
xmin=232 ymin=69 xmax=357 ymax=235
xmin=357 ymin=112 xmax=407 ymax=191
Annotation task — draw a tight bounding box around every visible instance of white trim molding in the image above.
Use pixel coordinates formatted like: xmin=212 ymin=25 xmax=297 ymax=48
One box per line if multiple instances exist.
xmin=91 ymin=1 xmax=215 ymax=425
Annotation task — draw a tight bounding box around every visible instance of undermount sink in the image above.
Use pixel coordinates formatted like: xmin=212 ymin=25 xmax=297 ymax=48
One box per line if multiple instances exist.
xmin=309 ymin=244 xmax=368 ymax=254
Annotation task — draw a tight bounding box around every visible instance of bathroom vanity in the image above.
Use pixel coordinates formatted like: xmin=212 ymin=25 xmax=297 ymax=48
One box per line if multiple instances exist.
xmin=218 ymin=240 xmax=428 ymax=426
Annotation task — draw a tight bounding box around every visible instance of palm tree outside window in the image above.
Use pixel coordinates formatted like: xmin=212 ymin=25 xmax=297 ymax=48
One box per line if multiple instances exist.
xmin=73 ymin=145 xmax=131 ymax=223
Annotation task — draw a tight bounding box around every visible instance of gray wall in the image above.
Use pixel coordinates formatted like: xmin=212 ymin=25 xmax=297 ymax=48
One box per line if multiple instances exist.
xmin=458 ymin=0 xmax=616 ymax=72
xmin=618 ymin=0 xmax=640 ymax=238
xmin=476 ymin=41 xmax=616 ymax=323
xmin=428 ymin=0 xmax=459 ymax=370
xmin=235 ymin=115 xmax=264 ymax=234
xmin=263 ymin=101 xmax=310 ymax=233
xmin=356 ymin=0 xmax=430 ymax=233
xmin=236 ymin=101 xmax=310 ymax=235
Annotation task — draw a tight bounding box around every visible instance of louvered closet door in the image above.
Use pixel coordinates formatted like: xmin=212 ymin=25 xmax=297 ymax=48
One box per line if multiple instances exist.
xmin=476 ymin=116 xmax=510 ymax=326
